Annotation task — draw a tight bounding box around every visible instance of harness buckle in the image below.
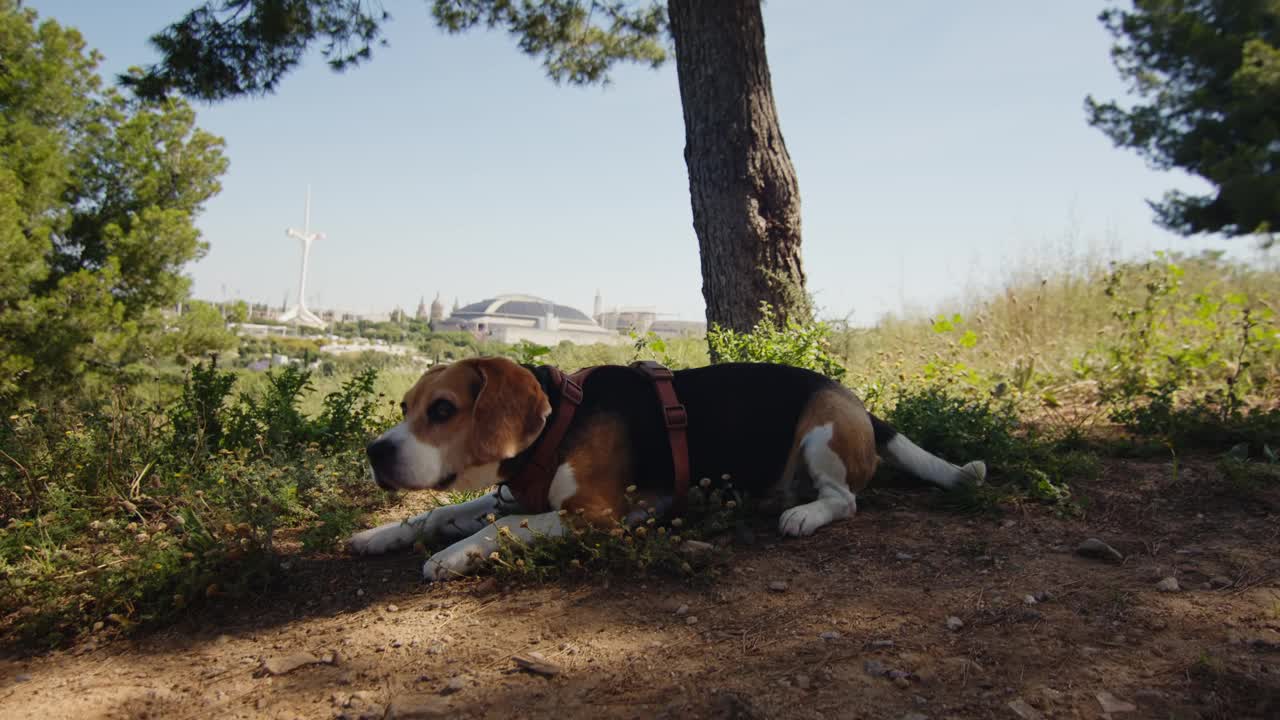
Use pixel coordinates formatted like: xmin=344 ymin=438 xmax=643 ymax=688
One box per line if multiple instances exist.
xmin=663 ymin=404 xmax=689 ymax=430
xmin=561 ymin=376 xmax=584 ymax=405
xmin=631 ymin=360 xmax=674 ymax=380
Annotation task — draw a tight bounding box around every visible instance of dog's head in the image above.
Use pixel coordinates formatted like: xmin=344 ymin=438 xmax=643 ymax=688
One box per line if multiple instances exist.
xmin=366 ymin=357 xmax=551 ymax=491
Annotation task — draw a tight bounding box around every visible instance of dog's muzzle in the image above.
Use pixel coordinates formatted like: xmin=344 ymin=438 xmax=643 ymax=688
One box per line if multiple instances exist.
xmin=366 ymin=437 xmax=397 ymax=490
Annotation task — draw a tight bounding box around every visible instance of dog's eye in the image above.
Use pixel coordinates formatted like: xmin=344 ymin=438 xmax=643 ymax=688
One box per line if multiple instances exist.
xmin=427 ymin=399 xmax=456 ymax=424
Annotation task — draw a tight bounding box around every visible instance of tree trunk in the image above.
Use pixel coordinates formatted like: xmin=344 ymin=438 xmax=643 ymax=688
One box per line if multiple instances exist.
xmin=667 ymin=0 xmax=806 ymax=338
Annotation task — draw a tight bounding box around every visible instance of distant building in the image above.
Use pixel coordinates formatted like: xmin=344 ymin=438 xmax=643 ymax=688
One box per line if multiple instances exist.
xmin=648 ymin=319 xmax=708 ymax=340
xmin=596 ymin=307 xmax=659 ymax=334
xmin=436 ymin=294 xmax=625 ymax=346
xmin=415 ymin=296 xmax=429 ymax=321
xmin=231 ymin=322 xmax=292 ymax=338
xmin=593 ymin=291 xmax=706 ymax=339
xmin=430 ymin=293 xmax=446 ymax=323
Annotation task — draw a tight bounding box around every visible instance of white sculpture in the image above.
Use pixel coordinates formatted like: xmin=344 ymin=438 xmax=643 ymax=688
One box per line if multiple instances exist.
xmin=279 ymin=186 xmax=326 ymax=329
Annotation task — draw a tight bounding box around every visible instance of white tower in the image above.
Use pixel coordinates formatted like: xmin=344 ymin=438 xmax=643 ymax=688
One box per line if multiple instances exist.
xmin=278 ymin=186 xmax=326 ymax=329
xmin=593 ymin=289 xmax=603 ymax=320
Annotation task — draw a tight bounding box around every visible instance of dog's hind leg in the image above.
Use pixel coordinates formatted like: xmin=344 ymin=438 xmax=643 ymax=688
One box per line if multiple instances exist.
xmin=870 ymin=414 xmax=986 ymax=488
xmin=778 ymin=389 xmax=879 ymax=538
xmin=778 ymin=423 xmax=860 ymax=537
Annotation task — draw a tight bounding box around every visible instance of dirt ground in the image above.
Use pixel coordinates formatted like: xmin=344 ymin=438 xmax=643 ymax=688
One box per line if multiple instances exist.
xmin=1 ymin=456 xmax=1277 ymax=720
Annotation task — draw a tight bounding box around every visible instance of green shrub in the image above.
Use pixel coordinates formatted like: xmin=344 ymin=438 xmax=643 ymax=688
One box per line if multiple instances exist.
xmin=707 ymin=302 xmax=846 ymax=379
xmin=0 ymin=362 xmax=393 ymax=648
xmin=883 ymin=384 xmax=1095 ymax=512
xmin=1079 ymin=253 xmax=1280 ymax=449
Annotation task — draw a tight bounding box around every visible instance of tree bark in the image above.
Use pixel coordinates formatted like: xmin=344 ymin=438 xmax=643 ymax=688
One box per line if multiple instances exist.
xmin=667 ymin=0 xmax=806 ymax=337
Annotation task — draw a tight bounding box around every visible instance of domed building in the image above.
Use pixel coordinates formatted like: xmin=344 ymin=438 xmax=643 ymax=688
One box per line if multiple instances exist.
xmin=436 ymin=294 xmax=625 ymax=346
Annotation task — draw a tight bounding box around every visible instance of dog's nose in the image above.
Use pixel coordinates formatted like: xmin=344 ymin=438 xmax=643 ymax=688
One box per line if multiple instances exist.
xmin=366 ymin=438 xmax=396 ymax=489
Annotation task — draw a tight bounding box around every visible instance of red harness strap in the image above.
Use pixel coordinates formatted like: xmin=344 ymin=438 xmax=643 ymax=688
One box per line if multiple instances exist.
xmin=503 ymin=366 xmax=594 ymax=513
xmin=628 ymin=361 xmax=691 ymax=516
xmin=503 ymin=362 xmax=692 ymax=517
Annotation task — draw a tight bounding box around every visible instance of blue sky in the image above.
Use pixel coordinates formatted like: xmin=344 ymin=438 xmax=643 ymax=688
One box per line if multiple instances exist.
xmin=26 ymin=1 xmax=1260 ymax=325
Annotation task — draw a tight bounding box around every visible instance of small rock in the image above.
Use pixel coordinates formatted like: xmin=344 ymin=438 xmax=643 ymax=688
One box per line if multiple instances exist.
xmin=679 ymin=540 xmax=715 ymax=559
xmin=356 ymin=588 xmax=365 ymax=597
xmin=1000 ymin=519 xmax=1016 ymax=529
xmin=15 ymin=673 xmax=32 ymax=683
xmin=675 ymin=604 xmax=689 ymax=616
xmin=713 ymin=692 xmax=761 ymax=719
xmin=1096 ymin=690 xmax=1137 ymax=714
xmin=1134 ymin=689 xmax=1168 ymax=707
xmin=472 ymin=577 xmax=499 ymax=596
xmin=1023 ymin=595 xmax=1038 ymax=605
xmin=869 ymin=639 xmax=895 ymax=648
xmin=896 ymin=552 xmax=915 ymax=561
xmin=1209 ymin=576 xmax=1232 ymax=589
xmin=346 ymin=691 xmax=379 ymax=708
xmin=946 ymin=616 xmax=964 ymax=631
xmin=260 ymin=652 xmax=332 ymax=676
xmin=512 ymin=653 xmax=561 ymax=677
xmin=818 ymin=631 xmax=841 ymax=641
xmin=685 ymin=616 xmax=699 ymax=625
xmin=768 ymin=580 xmax=788 ymax=592
xmin=893 ymin=676 xmax=911 ymax=690
xmin=385 ymin=694 xmax=450 ymax=719
xmin=864 ymin=659 xmax=888 ymax=677
xmin=795 ymin=673 xmax=811 ymax=690
xmin=441 ymin=676 xmax=467 ymax=695
xmin=1007 ymin=698 xmax=1045 ymax=720
xmin=1155 ymin=577 xmax=1180 ymax=592
xmin=1034 ymin=591 xmax=1053 ymax=603
xmin=1076 ymin=538 xmax=1124 ymax=564
xmin=386 ymin=604 xmax=398 ymax=613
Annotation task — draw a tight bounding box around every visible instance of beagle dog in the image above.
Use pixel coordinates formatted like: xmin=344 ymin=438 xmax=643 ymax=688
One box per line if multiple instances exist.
xmin=349 ymin=357 xmax=985 ymax=580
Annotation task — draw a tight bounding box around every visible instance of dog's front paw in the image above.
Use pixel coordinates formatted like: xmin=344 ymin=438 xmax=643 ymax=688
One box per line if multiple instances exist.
xmin=778 ymin=505 xmax=823 ymax=537
xmin=348 ymin=521 xmax=415 ymax=555
xmin=422 ymin=544 xmax=484 ymax=582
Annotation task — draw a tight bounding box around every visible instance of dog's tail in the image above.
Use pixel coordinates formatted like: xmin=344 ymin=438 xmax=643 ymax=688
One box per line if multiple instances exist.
xmin=869 ymin=413 xmax=986 ymax=489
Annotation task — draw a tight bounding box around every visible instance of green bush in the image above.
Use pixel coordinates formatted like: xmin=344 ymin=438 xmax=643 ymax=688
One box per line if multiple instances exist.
xmin=1076 ymin=254 xmax=1280 ymax=450
xmin=883 ymin=384 xmax=1096 ymax=512
xmin=0 ymin=362 xmax=393 ymax=647
xmin=707 ymin=302 xmax=846 ymax=379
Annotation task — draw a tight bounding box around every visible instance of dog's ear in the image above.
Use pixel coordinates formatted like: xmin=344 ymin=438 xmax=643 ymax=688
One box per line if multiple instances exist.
xmin=468 ymin=357 xmax=551 ymax=465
